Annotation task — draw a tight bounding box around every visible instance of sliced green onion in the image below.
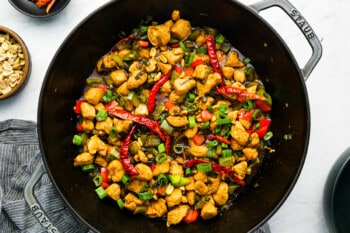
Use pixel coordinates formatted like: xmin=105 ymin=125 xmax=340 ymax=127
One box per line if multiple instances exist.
xmin=93 ymin=175 xmax=103 ymax=187
xmin=243 ymin=100 xmax=253 ymax=111
xmin=173 ymin=144 xmax=184 ymax=155
xmin=121 ymin=174 xmax=131 ymax=185
xmin=138 ymin=191 xmax=153 ymax=200
xmin=156 ymin=153 xmax=168 ymax=163
xmin=95 ymin=186 xmax=108 ymax=199
xmin=72 ymin=134 xmax=83 ymax=146
xmin=179 ymin=41 xmax=187 ymax=51
xmin=215 ymin=33 xmax=225 ymax=43
xmin=185 ymin=53 xmax=195 ymax=67
xmin=207 ymin=140 xmax=218 ymax=148
xmin=86 ymin=77 xmax=102 ymax=85
xmin=208 ymin=106 xmax=214 ymax=113
xmin=263 ymin=131 xmax=273 ymax=141
xmin=221 ymin=142 xmax=228 ymax=149
xmin=188 ymin=115 xmax=196 ymax=128
xmin=157 ymin=174 xmax=168 ymax=186
xmin=185 ymin=167 xmax=191 ymax=176
xmin=160 ymin=120 xmax=174 ymax=135
xmin=197 ymin=163 xmax=212 ymax=173
xmin=82 ymin=164 xmax=95 ymax=172
xmin=219 ymin=156 xmax=234 ymax=167
xmin=216 ymin=118 xmax=231 ymax=125
xmin=96 ymin=110 xmax=108 ymax=122
xmin=252 ymin=109 xmax=263 ymax=121
xmin=187 ymin=93 xmax=196 ymax=103
xmin=222 ymin=149 xmax=233 ymax=157
xmin=196 ymin=47 xmax=207 ymax=54
xmin=243 ymin=57 xmax=251 ymax=65
xmin=158 ymin=143 xmax=166 ymax=153
xmin=201 ymin=121 xmax=210 ymax=129
xmin=111 ymin=54 xmax=124 ymax=68
xmin=140 ymin=26 xmax=148 ymax=33
xmin=117 ymin=198 xmax=125 ymax=209
xmin=218 ymin=104 xmax=229 ymax=115
xmin=207 ymin=148 xmax=218 ymax=159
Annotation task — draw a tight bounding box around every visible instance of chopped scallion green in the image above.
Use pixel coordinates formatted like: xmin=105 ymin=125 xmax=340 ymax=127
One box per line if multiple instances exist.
xmin=197 ymin=163 xmax=212 ymax=173
xmin=82 ymin=164 xmax=95 ymax=172
xmin=95 ymin=186 xmax=108 ymax=199
xmin=188 ymin=115 xmax=196 ymax=128
xmin=138 ymin=191 xmax=153 ymax=200
xmin=96 ymin=110 xmax=108 ymax=122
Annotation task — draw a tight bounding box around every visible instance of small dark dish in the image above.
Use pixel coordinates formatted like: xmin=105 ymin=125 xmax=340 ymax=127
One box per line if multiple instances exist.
xmin=8 ymin=0 xmax=70 ymax=18
xmin=324 ymin=147 xmax=350 ymax=233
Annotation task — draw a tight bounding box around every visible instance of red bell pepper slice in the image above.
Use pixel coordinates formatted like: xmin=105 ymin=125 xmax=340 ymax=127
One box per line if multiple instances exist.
xmin=237 ymin=109 xmax=254 ymax=121
xmin=183 ymin=208 xmax=199 ymax=223
xmin=201 ymin=110 xmax=213 ymax=122
xmin=191 ymin=59 xmax=205 ymax=68
xmin=76 ymin=124 xmax=84 ymax=132
xmin=193 ymin=134 xmax=206 ymax=146
xmin=74 ymin=100 xmax=85 ymax=114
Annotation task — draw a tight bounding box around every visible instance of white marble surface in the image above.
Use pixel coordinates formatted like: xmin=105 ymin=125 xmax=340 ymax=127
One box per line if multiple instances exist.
xmin=0 ymin=0 xmax=346 ymax=232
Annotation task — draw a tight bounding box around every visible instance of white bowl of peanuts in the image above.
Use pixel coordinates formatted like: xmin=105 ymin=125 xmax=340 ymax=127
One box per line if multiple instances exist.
xmin=0 ymin=25 xmax=30 ymax=100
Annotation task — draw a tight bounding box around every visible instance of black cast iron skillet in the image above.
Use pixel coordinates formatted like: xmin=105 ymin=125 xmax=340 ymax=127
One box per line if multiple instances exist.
xmin=32 ymin=0 xmax=322 ymax=232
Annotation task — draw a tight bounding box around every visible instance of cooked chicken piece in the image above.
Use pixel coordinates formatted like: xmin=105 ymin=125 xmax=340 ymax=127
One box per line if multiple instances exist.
xmin=201 ymin=202 xmax=217 ymax=220
xmin=147 ymin=24 xmax=171 ymax=47
xmin=231 ymin=139 xmax=244 ymax=150
xmin=194 ymin=171 xmax=208 ymax=182
xmin=153 ymin=161 xmax=170 ymax=176
xmin=112 ymin=118 xmax=132 ymax=133
xmin=169 ymin=161 xmax=184 ymax=176
xmin=80 ymin=102 xmax=96 ymax=120
xmin=83 ymin=87 xmax=105 ymax=105
xmin=194 ymin=180 xmax=209 ymax=195
xmin=116 ymin=82 xmax=129 ymax=95
xmin=166 ymin=188 xmax=182 ymax=208
xmin=124 ymin=193 xmax=144 ymax=212
xmin=94 ymin=155 xmax=107 ymax=167
xmin=227 ymin=110 xmax=238 ymax=123
xmin=173 ymin=77 xmax=196 ymax=96
xmin=135 ymin=163 xmax=153 ymax=181
xmin=184 ymin=124 xmax=198 ymax=138
xmin=243 ymin=147 xmax=259 ymax=161
xmin=187 ymin=145 xmax=208 ymax=157
xmin=248 ymin=132 xmax=260 ymax=148
xmin=193 ymin=53 xmax=209 ymax=63
xmin=233 ymin=69 xmax=246 ymax=83
xmin=81 ymin=119 xmax=94 ymax=132
xmin=239 ymin=118 xmax=252 ymax=129
xmin=170 ymin=19 xmax=191 ymax=40
xmin=126 ymin=180 xmax=147 ymax=193
xmin=207 ymin=176 xmax=221 ymax=194
xmin=193 ymin=64 xmax=211 ymax=80
xmin=186 ymin=191 xmax=196 ymax=205
xmin=138 ymin=47 xmax=150 ymax=59
xmin=231 ymin=121 xmax=250 ymax=145
xmin=157 ymin=62 xmax=172 ymax=75
xmin=87 ymin=135 xmax=107 ymax=155
xmin=107 ymin=159 xmax=125 ymax=182
xmin=222 ymin=66 xmax=235 ymax=79
xmin=134 ymin=103 xmax=149 ymax=116
xmin=73 ymin=152 xmax=94 ymax=167
xmin=126 ymin=70 xmax=147 ymax=89
xmin=95 ymin=117 xmax=113 ymax=134
xmin=195 ymin=32 xmax=207 ymax=47
xmin=198 ymin=96 xmax=215 ymax=110
xmin=166 ymin=205 xmax=190 ymax=227
xmin=184 ymin=177 xmax=195 ymax=191
xmin=213 ymin=182 xmax=229 ymax=206
xmin=146 ymin=198 xmax=167 ymax=218
xmin=134 ymin=150 xmax=148 ymax=163
xmin=161 ymin=48 xmax=185 ymax=65
xmin=168 ymin=91 xmax=182 ymax=103
xmin=166 ymin=116 xmax=188 ymax=127
xmin=196 ymin=73 xmax=222 ymax=97
xmin=96 ymin=54 xmax=117 ymax=72
xmin=233 ymin=161 xmax=248 ymax=180
xmin=171 ymin=10 xmax=181 ymax=21
xmin=106 ymin=183 xmax=121 ymax=201
xmin=225 ymin=51 xmax=244 ymax=68
xmin=144 ymin=58 xmax=158 ymax=73
xmin=109 ymin=69 xmax=127 ymax=86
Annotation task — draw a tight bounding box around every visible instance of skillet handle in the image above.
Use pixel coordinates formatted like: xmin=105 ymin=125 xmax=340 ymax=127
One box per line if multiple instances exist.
xmin=250 ymin=0 xmax=322 ymax=80
xmin=24 ymin=163 xmax=60 ymax=233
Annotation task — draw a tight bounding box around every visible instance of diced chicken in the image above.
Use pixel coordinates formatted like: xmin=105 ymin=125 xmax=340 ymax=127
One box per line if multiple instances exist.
xmin=106 ymin=183 xmax=121 ymax=201
xmin=73 ymin=152 xmax=94 ymax=167
xmin=193 ymin=64 xmax=211 ymax=80
xmin=135 ymin=163 xmax=153 ymax=181
xmin=112 ymin=118 xmax=132 ymax=133
xmin=94 ymin=155 xmax=107 ymax=167
xmin=187 ymin=145 xmax=208 ymax=157
xmin=173 ymin=77 xmax=196 ymax=96
xmin=109 ymin=69 xmax=127 ymax=86
xmin=207 ymin=176 xmax=221 ymax=194
xmin=134 ymin=150 xmax=148 ymax=163
xmin=134 ymin=103 xmax=149 ymax=116
xmin=239 ymin=118 xmax=252 ymax=129
xmin=171 ymin=10 xmax=180 ymax=21
xmin=243 ymin=147 xmax=259 ymax=161
xmin=231 ymin=121 xmax=250 ymax=145
xmin=126 ymin=180 xmax=147 ymax=193
xmin=107 ymin=159 xmax=125 ymax=182
xmin=126 ymin=70 xmax=147 ymax=89
xmin=169 ymin=161 xmax=184 ymax=176
xmin=222 ymin=66 xmax=235 ymax=79
xmin=193 ymin=171 xmax=208 ymax=182
xmin=200 ymin=202 xmax=217 ymax=220
xmin=231 ymin=139 xmax=244 ymax=151
xmin=184 ymin=177 xmax=195 ymax=191
xmin=147 ymin=24 xmax=171 ymax=47
xmin=184 ymin=125 xmax=198 ymax=138
xmin=157 ymin=62 xmax=172 ymax=75
xmin=196 ymin=73 xmax=222 ymax=97
xmin=96 ymin=54 xmax=117 ymax=72
xmin=169 ymin=91 xmax=182 ymax=103
xmin=87 ymin=135 xmax=107 ymax=155
xmin=166 ymin=116 xmax=188 ymax=127
xmin=146 ymin=198 xmax=167 ymax=218
xmin=124 ymin=193 xmax=143 ymax=212
xmin=153 ymin=161 xmax=170 ymax=176
xmin=166 ymin=205 xmax=190 ymax=227
xmin=83 ymin=87 xmax=105 ymax=105
xmin=166 ymin=188 xmax=182 ymax=208
xmin=161 ymin=48 xmax=185 ymax=65
xmin=194 ymin=180 xmax=209 ymax=195
xmin=80 ymin=102 xmax=96 ymax=120
xmin=233 ymin=161 xmax=248 ymax=180
xmin=170 ymin=19 xmax=191 ymax=40
xmin=95 ymin=117 xmax=113 ymax=134
xmin=81 ymin=119 xmax=94 ymax=132
xmin=116 ymin=82 xmax=129 ymax=96
xmin=186 ymin=191 xmax=196 ymax=205
xmin=213 ymin=182 xmax=229 ymax=206
xmin=225 ymin=51 xmax=244 ymax=68
xmin=233 ymin=69 xmax=246 ymax=83
xmin=248 ymin=132 xmax=260 ymax=148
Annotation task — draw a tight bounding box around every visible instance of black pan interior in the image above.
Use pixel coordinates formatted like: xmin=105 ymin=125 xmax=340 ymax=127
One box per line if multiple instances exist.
xmin=38 ymin=0 xmax=310 ymax=232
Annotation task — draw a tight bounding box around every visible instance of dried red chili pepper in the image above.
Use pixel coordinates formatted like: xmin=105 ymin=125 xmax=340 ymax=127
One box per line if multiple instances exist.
xmin=148 ymin=70 xmax=172 ymax=113
xmin=184 ymin=159 xmax=245 ymax=186
xmin=207 ymin=135 xmax=231 ymax=145
xmin=215 ymin=86 xmax=267 ymax=101
xmin=119 ymin=125 xmax=139 ymax=175
xmin=206 ymin=34 xmax=224 ymax=87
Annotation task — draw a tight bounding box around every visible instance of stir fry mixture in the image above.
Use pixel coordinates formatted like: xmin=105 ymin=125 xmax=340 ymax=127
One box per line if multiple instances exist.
xmin=29 ymin=0 xmax=56 ymax=13
xmin=72 ymin=10 xmax=273 ymax=226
